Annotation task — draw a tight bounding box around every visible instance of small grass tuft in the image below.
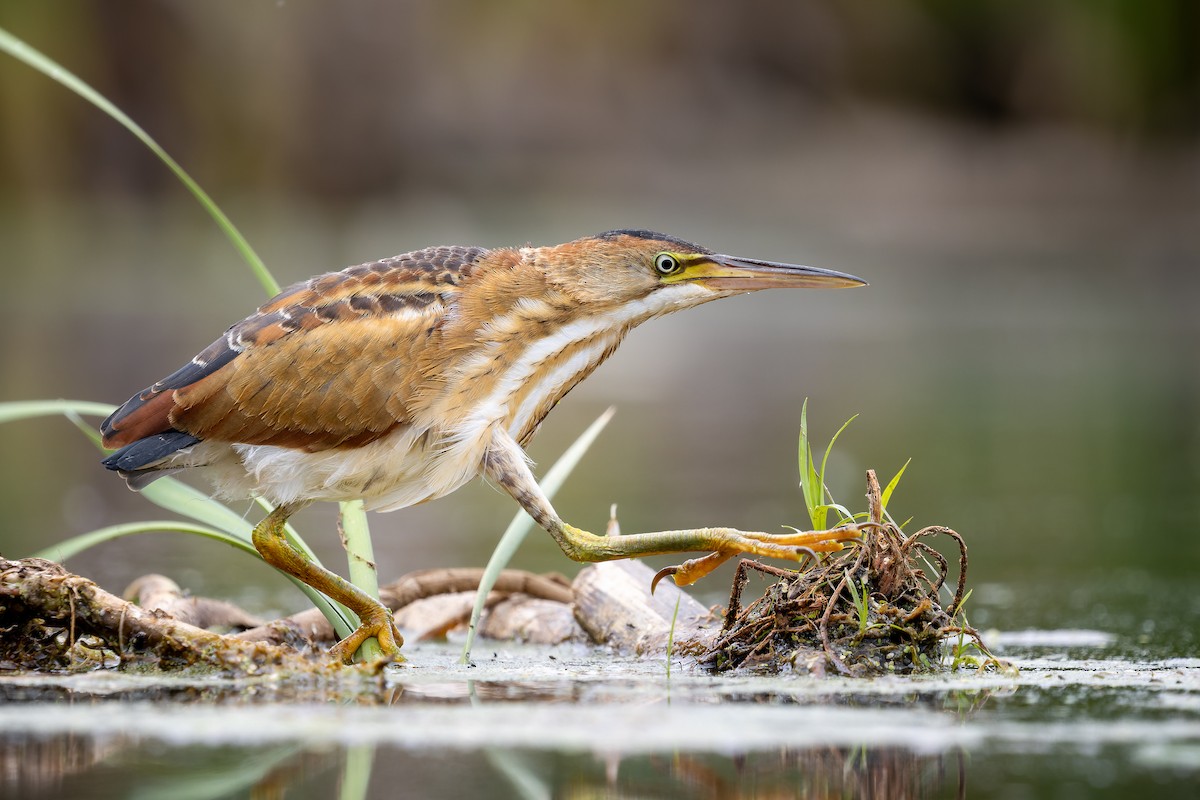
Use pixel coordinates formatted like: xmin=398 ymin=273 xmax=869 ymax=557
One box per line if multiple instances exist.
xmin=704 ymin=405 xmax=1001 ymax=676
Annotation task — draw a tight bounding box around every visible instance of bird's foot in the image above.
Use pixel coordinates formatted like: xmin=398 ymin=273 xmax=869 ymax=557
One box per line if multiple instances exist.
xmin=328 ymin=606 xmax=405 ymax=665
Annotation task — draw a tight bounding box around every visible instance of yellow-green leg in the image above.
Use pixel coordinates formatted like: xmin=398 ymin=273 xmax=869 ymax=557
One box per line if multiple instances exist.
xmin=484 ymin=429 xmax=865 ymax=582
xmin=251 ymin=502 xmax=403 ymax=664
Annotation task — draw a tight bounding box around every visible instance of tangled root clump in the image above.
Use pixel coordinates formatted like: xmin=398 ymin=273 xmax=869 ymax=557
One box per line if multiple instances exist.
xmin=701 ymin=471 xmax=993 ymax=676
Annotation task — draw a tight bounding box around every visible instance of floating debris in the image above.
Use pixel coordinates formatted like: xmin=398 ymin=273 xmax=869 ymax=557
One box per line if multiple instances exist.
xmin=701 ymin=470 xmax=996 ymax=676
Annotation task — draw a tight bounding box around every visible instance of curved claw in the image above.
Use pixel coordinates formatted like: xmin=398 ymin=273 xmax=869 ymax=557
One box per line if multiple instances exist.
xmin=650 ymin=566 xmax=679 ymax=594
xmin=793 ymin=545 xmax=818 ymax=564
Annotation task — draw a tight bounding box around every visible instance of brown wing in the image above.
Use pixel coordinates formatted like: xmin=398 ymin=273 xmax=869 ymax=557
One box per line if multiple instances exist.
xmin=101 ymin=246 xmax=485 ymax=457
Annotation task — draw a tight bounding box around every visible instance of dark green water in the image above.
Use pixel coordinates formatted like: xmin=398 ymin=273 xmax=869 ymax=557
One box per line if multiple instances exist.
xmin=3 ymin=637 xmax=1198 ymax=799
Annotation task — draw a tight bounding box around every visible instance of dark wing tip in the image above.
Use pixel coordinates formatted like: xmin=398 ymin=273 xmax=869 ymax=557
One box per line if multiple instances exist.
xmin=102 ymin=430 xmax=201 ymax=472
xmin=102 ymin=337 xmax=241 ymax=447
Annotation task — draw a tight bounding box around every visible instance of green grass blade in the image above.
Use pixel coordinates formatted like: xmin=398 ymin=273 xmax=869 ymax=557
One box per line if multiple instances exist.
xmin=339 ymin=745 xmax=376 ymax=800
xmin=0 ymin=399 xmax=115 ymax=424
xmin=799 ymin=404 xmax=862 ymax=531
xmin=0 ymin=26 xmax=278 ymax=296
xmin=843 ymin=570 xmax=862 ymax=631
xmin=460 ymin=407 xmax=616 ymax=662
xmin=814 ymin=502 xmax=856 ymax=526
xmin=138 ymin=478 xmax=254 ymax=542
xmin=819 ymin=414 xmax=858 ymax=492
xmin=798 ymin=399 xmax=823 ymax=529
xmin=340 ymin=501 xmax=377 ymax=597
xmin=482 ymin=750 xmax=552 ymax=800
xmin=32 ymin=520 xmax=256 ymax=562
xmin=880 ymin=457 xmax=912 ymax=512
xmin=339 ymin=499 xmax=382 ymax=660
xmin=141 ymin=473 xmax=350 ymax=634
xmin=666 ymin=593 xmax=681 ymax=680
xmin=952 ymin=587 xmax=973 ymax=616
xmin=294 ymin=586 xmax=355 ymax=640
xmin=64 ymin=411 xmax=105 ymax=448
xmin=816 ymin=413 xmax=858 ymax=526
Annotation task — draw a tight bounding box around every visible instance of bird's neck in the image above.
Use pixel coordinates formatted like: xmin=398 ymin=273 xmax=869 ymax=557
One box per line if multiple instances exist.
xmin=413 ymin=254 xmax=659 ymax=447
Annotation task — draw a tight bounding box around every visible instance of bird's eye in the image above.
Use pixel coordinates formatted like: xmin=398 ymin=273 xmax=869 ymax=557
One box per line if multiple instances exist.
xmin=654 ymin=253 xmax=682 ymax=275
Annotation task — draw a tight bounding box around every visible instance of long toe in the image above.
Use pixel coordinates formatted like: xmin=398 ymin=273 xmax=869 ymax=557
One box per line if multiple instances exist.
xmin=743 ymin=523 xmax=866 ymax=550
xmin=655 ymin=551 xmax=733 ymax=588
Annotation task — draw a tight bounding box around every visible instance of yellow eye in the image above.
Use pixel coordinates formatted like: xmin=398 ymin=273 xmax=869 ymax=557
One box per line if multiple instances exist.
xmin=654 ymin=253 xmax=682 ymax=275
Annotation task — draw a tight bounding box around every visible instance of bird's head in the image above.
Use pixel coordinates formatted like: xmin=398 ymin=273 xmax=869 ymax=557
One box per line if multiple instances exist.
xmin=534 ymin=229 xmax=865 ymax=313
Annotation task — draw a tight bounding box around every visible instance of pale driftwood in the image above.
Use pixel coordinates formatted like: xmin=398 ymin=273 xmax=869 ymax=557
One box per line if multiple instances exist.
xmin=477 ymin=596 xmax=581 ymax=644
xmin=571 ymin=559 xmax=719 ymax=655
xmin=394 ymin=592 xmax=494 ymax=640
xmin=235 ymin=568 xmax=574 ymax=647
xmin=124 ymin=574 xmax=266 ymax=630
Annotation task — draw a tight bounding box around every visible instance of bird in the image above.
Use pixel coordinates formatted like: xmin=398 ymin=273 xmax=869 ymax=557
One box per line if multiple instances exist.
xmin=100 ymin=229 xmax=868 ymax=662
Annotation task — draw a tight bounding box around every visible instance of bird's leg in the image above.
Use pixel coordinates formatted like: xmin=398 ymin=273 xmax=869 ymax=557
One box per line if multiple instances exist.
xmin=250 ymin=502 xmax=403 ymax=664
xmin=483 ymin=430 xmax=864 ymax=584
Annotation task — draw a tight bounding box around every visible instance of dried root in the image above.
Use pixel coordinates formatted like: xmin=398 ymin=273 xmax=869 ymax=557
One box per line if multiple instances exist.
xmin=701 ymin=470 xmax=996 ymax=676
xmin=0 ymin=558 xmax=576 ymax=673
xmin=0 ymin=558 xmax=304 ymax=673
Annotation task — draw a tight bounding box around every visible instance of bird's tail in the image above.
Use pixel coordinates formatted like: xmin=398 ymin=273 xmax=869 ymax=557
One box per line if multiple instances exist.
xmin=101 ymin=430 xmax=201 ymax=490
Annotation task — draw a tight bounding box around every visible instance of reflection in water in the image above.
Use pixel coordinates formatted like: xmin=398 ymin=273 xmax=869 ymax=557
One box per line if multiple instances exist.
xmin=482 ymin=747 xmax=970 ymax=800
xmin=637 ymin=748 xmax=966 ymax=800
xmin=3 ymin=664 xmax=1196 ymax=798
xmin=1 ymin=736 xmax=967 ymax=800
xmin=0 ymin=738 xmax=337 ymax=800
xmin=0 ymin=674 xmax=989 ymax=798
xmin=0 ymin=735 xmax=125 ymax=799
xmin=0 ymin=673 xmax=998 ymax=711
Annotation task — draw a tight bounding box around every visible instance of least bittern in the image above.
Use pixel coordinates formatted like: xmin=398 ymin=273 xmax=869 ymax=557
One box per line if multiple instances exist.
xmin=101 ymin=230 xmax=867 ymax=662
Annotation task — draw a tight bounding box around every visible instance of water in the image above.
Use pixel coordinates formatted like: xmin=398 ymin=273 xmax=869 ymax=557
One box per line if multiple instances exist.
xmin=3 ymin=639 xmax=1198 ymax=799
xmin=2 ymin=570 xmax=1198 ymax=797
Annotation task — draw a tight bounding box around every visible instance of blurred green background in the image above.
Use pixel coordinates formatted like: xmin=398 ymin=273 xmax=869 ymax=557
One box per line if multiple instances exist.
xmin=1 ymin=0 xmax=1197 ymax=623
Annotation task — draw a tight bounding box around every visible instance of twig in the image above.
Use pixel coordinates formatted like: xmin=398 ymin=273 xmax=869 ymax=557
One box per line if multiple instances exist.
xmin=903 ymin=526 xmax=969 ymax=615
xmin=818 ymin=545 xmax=867 ymax=676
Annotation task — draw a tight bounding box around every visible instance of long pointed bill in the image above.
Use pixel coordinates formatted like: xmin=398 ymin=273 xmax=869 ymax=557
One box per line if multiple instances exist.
xmin=690 ymin=254 xmax=866 ymax=291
